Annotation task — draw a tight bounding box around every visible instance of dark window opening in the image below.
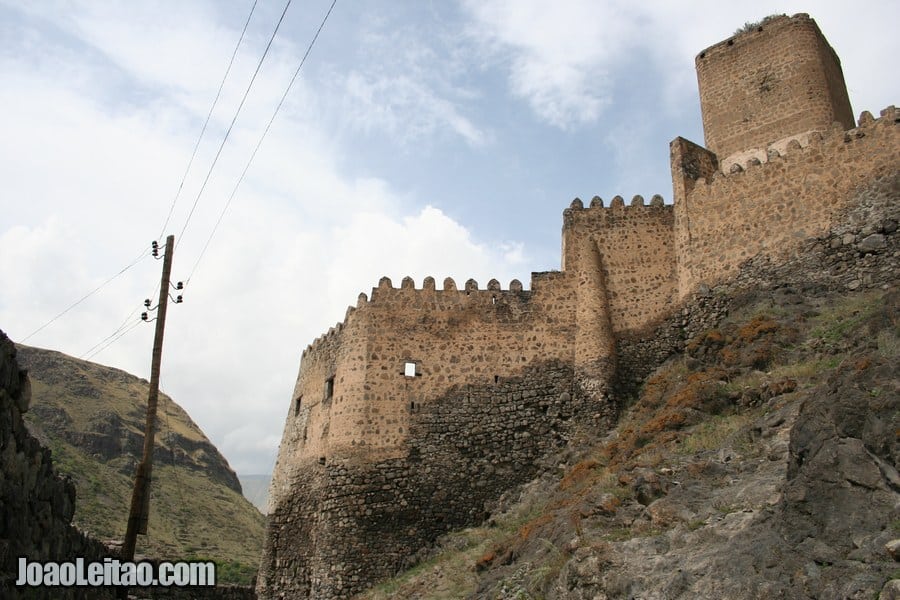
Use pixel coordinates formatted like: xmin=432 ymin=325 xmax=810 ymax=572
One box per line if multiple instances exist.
xmin=318 ymin=456 xmax=326 ymax=465
xmin=324 ymin=377 xmax=334 ymax=401
xmin=494 ymin=375 xmax=500 ymax=384
xmin=294 ymin=395 xmax=302 ymax=417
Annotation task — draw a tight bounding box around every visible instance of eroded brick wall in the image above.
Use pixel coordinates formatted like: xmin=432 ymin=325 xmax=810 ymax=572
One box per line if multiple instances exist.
xmin=696 ymin=13 xmax=854 ymax=160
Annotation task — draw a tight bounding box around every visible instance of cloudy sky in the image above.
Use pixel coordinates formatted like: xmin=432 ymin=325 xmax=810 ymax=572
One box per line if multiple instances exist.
xmin=1 ymin=0 xmax=897 ymax=476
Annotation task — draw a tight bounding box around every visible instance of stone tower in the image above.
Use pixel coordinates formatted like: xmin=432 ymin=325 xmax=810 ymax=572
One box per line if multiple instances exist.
xmin=695 ymin=13 xmax=854 ymax=159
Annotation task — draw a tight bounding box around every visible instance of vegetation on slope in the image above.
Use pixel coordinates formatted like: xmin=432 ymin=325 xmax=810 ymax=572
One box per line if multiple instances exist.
xmin=357 ymin=286 xmax=899 ymax=599
xmin=18 ymin=346 xmax=265 ymax=584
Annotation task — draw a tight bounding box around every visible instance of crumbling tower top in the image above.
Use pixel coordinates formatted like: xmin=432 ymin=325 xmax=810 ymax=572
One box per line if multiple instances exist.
xmin=695 ymin=13 xmax=854 ymax=159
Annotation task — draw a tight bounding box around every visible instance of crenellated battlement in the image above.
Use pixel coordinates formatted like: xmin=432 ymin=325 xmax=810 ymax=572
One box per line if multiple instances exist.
xmin=367 ymin=274 xmax=535 ymax=310
xmin=370 ymin=274 xmax=528 ymax=295
xmin=701 ymin=106 xmax=898 ymax=182
xmin=565 ymin=194 xmax=667 ymax=212
xmin=300 ymin=274 xmax=537 ymax=360
xmin=561 ymin=192 xmax=676 ymax=333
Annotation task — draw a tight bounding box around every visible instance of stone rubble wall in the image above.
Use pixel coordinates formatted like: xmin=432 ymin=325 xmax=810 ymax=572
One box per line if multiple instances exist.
xmin=259 ymin=361 xmax=614 ymax=599
xmin=562 ymin=195 xmax=676 ymax=333
xmin=271 ymin=271 xmax=583 ymax=487
xmin=0 ymin=331 xmax=115 ymax=599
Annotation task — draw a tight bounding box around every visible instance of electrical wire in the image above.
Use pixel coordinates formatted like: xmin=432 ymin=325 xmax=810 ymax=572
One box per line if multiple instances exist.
xmin=80 ymin=278 xmax=160 ymax=360
xmin=83 ymin=318 xmax=145 ymax=361
xmin=68 ymin=2 xmax=262 ymax=356
xmin=186 ymin=0 xmax=338 ymax=284
xmin=174 ymin=0 xmax=294 ymax=247
xmin=157 ymin=0 xmax=259 ymax=240
xmin=20 ymin=245 xmax=151 ymax=344
xmin=79 ymin=304 xmax=144 ymax=359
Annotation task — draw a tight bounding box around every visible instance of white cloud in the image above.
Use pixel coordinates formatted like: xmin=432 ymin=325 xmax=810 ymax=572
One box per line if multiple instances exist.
xmin=341 ymin=71 xmax=489 ymax=147
xmin=462 ymin=0 xmax=900 ymax=131
xmin=462 ymin=0 xmax=640 ymax=129
xmin=0 ymin=1 xmax=526 ymax=475
xmin=320 ymin=10 xmax=492 ymax=149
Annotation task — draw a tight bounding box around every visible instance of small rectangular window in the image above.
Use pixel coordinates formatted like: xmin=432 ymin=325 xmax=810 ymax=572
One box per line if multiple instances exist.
xmin=294 ymin=395 xmax=302 ymax=417
xmin=404 ymin=362 xmax=417 ymax=377
xmin=324 ymin=377 xmax=334 ymax=401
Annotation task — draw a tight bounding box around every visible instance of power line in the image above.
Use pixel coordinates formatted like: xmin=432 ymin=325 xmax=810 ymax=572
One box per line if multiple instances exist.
xmin=83 ymin=318 xmax=144 ymax=361
xmin=68 ymin=3 xmax=262 ymax=356
xmin=157 ymin=0 xmax=260 ymax=240
xmin=79 ymin=273 xmax=161 ymax=360
xmin=79 ymin=303 xmax=144 ymax=359
xmin=186 ymin=0 xmax=338 ymax=284
xmin=21 ymin=245 xmax=151 ymax=344
xmin=28 ymin=1 xmax=273 ymax=351
xmin=174 ymin=0 xmax=294 ymax=247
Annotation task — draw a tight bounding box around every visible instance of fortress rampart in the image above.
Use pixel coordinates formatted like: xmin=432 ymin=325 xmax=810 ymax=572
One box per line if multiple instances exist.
xmin=269 ymin=271 xmax=587 ymax=508
xmin=673 ymin=106 xmax=899 ymax=298
xmin=260 ymin=14 xmax=899 ymax=599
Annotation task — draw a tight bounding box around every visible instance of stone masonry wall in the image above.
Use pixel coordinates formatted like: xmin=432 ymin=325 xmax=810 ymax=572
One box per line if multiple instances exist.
xmin=0 ymin=331 xmax=115 ymax=599
xmin=696 ymin=13 xmax=854 ymax=159
xmin=271 ymin=271 xmax=583 ymax=494
xmin=562 ymin=195 xmax=676 ymax=334
xmin=672 ymin=106 xmax=899 ymax=300
xmin=616 ymin=171 xmax=900 ymax=396
xmin=259 ymin=361 xmax=613 ymax=599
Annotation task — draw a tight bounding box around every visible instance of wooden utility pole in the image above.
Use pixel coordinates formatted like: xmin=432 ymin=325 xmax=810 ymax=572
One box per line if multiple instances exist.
xmin=122 ymin=234 xmax=175 ymax=561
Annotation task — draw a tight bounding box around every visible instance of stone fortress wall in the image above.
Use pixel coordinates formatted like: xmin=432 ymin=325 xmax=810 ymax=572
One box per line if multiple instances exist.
xmin=672 ymin=106 xmax=899 ymax=300
xmin=260 ymin=13 xmax=899 ymax=599
xmin=268 ymin=271 xmax=585 ymax=505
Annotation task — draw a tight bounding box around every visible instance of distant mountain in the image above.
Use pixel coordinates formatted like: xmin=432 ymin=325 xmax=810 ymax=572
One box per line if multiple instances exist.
xmin=238 ymin=474 xmax=271 ymax=515
xmin=17 ymin=345 xmax=265 ymax=582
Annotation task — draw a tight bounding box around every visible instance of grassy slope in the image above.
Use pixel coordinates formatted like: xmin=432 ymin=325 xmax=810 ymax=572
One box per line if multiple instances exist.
xmin=356 ymin=287 xmax=899 ymax=598
xmin=19 ymin=347 xmax=265 ymax=584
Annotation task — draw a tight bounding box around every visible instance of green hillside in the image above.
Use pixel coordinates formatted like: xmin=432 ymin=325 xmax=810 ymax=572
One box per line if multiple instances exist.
xmin=17 ymin=346 xmax=264 ymax=584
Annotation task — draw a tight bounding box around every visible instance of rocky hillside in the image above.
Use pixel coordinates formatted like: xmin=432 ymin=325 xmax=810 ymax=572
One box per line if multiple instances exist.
xmin=16 ymin=345 xmax=265 ymax=583
xmin=356 ymin=284 xmax=899 ymax=598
